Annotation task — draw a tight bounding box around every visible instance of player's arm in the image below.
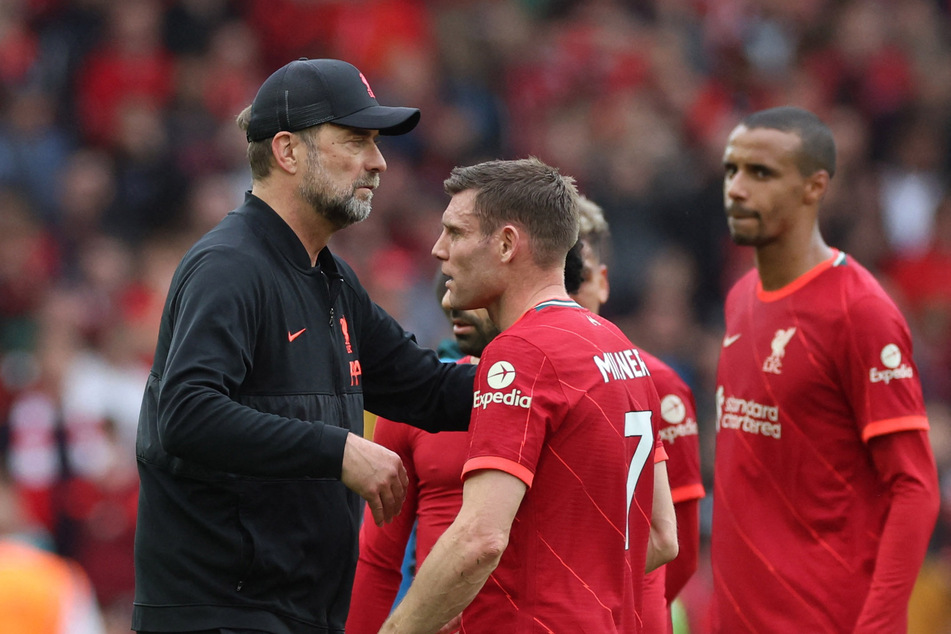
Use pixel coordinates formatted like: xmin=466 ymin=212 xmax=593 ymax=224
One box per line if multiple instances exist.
xmin=665 ymin=496 xmax=699 ymax=601
xmin=646 ymin=459 xmax=678 ymax=573
xmin=853 ymin=429 xmax=939 ymax=632
xmin=379 ymin=469 xmax=526 ymax=634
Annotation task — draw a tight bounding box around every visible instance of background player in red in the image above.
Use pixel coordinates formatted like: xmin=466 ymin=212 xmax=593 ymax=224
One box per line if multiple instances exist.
xmin=346 ymin=277 xmax=499 ymax=633
xmin=380 ymin=157 xmax=678 ymax=633
xmin=568 ymin=196 xmax=705 ymax=633
xmin=712 ymin=106 xmax=940 ymax=632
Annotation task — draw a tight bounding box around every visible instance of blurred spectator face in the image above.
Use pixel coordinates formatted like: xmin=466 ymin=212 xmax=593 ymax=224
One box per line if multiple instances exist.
xmin=58 ymin=149 xmax=116 ymax=229
xmin=113 ymin=100 xmax=168 ymax=160
xmin=185 ymin=174 xmax=240 ymax=236
xmin=0 ymin=189 xmax=56 ymax=322
xmin=7 ymin=89 xmax=55 ymax=136
xmin=0 ymin=191 xmax=40 ymax=283
xmin=109 ymin=0 xmax=164 ymax=55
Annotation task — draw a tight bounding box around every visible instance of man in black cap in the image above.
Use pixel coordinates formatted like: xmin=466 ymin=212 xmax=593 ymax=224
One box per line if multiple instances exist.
xmin=132 ymin=58 xmax=475 ymax=634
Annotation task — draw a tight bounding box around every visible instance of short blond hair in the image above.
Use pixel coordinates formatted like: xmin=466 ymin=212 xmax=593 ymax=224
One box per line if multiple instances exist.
xmin=576 ymin=195 xmax=611 ymax=264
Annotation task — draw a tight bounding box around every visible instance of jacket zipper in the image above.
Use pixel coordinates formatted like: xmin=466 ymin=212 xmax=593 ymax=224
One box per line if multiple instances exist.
xmin=328 ymin=306 xmax=341 ymax=393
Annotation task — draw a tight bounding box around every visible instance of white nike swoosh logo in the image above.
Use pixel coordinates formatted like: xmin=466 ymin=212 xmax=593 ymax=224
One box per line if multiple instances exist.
xmin=722 ymin=334 xmax=742 ymax=347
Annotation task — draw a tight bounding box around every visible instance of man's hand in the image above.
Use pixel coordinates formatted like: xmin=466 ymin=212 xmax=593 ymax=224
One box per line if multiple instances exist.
xmin=341 ymin=432 xmax=408 ymax=526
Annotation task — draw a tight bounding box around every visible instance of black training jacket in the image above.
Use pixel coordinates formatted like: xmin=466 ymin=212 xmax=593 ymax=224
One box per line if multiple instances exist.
xmin=132 ymin=193 xmax=475 ymax=633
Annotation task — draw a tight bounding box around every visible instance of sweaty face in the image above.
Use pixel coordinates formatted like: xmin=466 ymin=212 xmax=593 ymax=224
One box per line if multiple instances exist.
xmin=431 ymin=189 xmax=502 ymax=312
xmin=440 ymin=289 xmax=499 ymax=357
xmin=722 ymin=125 xmax=810 ymax=247
xmin=298 ymin=125 xmax=384 ymax=230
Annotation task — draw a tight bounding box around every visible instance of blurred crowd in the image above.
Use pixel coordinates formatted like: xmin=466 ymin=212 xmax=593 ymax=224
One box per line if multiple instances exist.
xmin=0 ymin=0 xmax=950 ymax=631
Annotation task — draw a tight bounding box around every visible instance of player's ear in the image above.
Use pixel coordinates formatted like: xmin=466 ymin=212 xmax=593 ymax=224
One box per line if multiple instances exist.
xmin=597 ymin=264 xmax=610 ymax=304
xmin=498 ymin=224 xmax=519 ymax=264
xmin=802 ymin=170 xmax=830 ymax=206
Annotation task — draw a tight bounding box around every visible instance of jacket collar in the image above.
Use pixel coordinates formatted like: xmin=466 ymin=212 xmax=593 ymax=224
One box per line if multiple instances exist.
xmin=238 ymin=191 xmax=339 ymax=275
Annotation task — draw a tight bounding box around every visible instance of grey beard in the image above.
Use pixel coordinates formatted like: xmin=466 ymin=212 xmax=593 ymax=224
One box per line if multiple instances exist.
xmin=300 ymin=183 xmax=372 ymax=230
xmin=321 ymin=192 xmax=372 ymax=230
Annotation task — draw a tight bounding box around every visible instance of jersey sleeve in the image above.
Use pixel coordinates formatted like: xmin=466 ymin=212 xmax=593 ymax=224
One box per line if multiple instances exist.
xmin=840 ymin=294 xmax=929 ymax=441
xmin=666 ymin=496 xmax=700 ymax=602
xmin=652 ymin=367 xmax=705 ymax=504
xmin=462 ymin=334 xmax=562 ymax=487
xmin=855 ymin=430 xmax=940 ymax=629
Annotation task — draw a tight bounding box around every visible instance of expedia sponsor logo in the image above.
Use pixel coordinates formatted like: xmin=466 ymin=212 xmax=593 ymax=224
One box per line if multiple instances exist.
xmin=661 ymin=394 xmax=686 ymax=424
xmin=715 ymin=386 xmax=781 ymax=439
xmin=869 ymin=343 xmax=915 ymax=384
xmin=486 ymin=360 xmax=517 ymax=389
xmin=473 ymin=388 xmax=532 ymax=410
xmin=659 ymin=394 xmax=698 ymax=443
xmin=870 ymin=365 xmax=914 ymax=384
xmin=659 ymin=418 xmax=699 ymax=444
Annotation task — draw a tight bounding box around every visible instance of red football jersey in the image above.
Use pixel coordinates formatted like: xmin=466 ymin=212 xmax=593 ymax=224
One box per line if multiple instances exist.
xmin=712 ymin=250 xmax=929 ymax=632
xmin=460 ymin=300 xmax=661 ymax=633
xmin=348 ymin=418 xmax=468 ymax=632
xmin=638 ymin=350 xmax=705 ymax=633
xmin=645 ymin=353 xmax=705 ymax=508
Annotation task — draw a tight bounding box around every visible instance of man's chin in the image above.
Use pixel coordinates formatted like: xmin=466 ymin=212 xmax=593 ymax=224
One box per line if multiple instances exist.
xmin=728 ymin=230 xmax=761 ymax=247
xmin=323 ymin=203 xmax=371 ymax=229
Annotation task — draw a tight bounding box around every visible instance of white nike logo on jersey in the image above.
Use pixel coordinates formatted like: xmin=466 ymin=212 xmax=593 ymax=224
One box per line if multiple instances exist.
xmin=722 ymin=333 xmax=741 ymax=347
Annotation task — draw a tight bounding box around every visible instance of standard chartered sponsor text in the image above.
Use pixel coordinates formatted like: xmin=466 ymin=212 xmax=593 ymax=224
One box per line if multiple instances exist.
xmin=719 ymin=395 xmax=781 ymax=439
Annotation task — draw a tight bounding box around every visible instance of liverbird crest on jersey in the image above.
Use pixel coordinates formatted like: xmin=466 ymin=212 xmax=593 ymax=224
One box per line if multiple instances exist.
xmin=763 ymin=327 xmax=796 ymax=374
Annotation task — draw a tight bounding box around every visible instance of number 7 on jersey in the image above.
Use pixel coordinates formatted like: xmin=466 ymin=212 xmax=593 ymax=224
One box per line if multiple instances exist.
xmin=625 ymin=410 xmax=653 ymax=550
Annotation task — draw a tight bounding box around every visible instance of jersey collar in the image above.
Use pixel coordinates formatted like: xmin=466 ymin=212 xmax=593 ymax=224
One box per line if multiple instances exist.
xmin=756 ymin=248 xmax=847 ymax=302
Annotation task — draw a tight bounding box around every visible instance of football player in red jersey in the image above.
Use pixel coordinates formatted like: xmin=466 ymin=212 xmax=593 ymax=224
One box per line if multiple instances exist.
xmin=712 ymin=106 xmax=940 ymax=633
xmin=381 ymin=157 xmax=678 ymax=633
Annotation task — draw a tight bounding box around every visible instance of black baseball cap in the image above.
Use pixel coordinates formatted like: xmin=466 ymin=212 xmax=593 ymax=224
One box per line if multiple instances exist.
xmin=246 ymin=58 xmax=421 ymax=142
